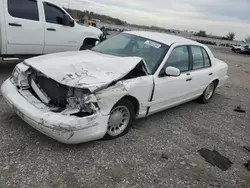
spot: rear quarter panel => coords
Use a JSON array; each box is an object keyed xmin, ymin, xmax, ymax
[
  {"xmin": 203, "ymin": 45, "xmax": 228, "ymax": 87},
  {"xmin": 213, "ymin": 58, "xmax": 228, "ymax": 87}
]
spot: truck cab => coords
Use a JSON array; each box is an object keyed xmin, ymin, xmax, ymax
[{"xmin": 0, "ymin": 0, "xmax": 102, "ymax": 60}]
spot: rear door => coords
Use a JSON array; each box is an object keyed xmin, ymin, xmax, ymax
[
  {"xmin": 188, "ymin": 45, "xmax": 213, "ymax": 96},
  {"xmin": 4, "ymin": 0, "xmax": 44, "ymax": 54},
  {"xmin": 42, "ymin": 2, "xmax": 78, "ymax": 54}
]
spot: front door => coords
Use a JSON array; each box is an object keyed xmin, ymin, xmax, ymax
[
  {"xmin": 4, "ymin": 0, "xmax": 44, "ymax": 54},
  {"xmin": 149, "ymin": 45, "xmax": 193, "ymax": 115},
  {"xmin": 42, "ymin": 2, "xmax": 78, "ymax": 54}
]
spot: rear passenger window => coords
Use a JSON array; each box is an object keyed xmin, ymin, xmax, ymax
[
  {"xmin": 44, "ymin": 3, "xmax": 66, "ymax": 25},
  {"xmin": 8, "ymin": 0, "xmax": 39, "ymax": 21},
  {"xmin": 190, "ymin": 46, "xmax": 203, "ymax": 70},
  {"xmin": 201, "ymin": 48, "xmax": 211, "ymax": 67},
  {"xmin": 166, "ymin": 46, "xmax": 190, "ymax": 72}
]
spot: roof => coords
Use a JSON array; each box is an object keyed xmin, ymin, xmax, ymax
[{"xmin": 125, "ymin": 31, "xmax": 199, "ymax": 46}]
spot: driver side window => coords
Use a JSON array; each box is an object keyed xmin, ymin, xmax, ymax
[
  {"xmin": 165, "ymin": 46, "xmax": 190, "ymax": 72},
  {"xmin": 44, "ymin": 3, "xmax": 66, "ymax": 25}
]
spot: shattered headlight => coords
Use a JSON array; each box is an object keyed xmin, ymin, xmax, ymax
[
  {"xmin": 10, "ymin": 66, "xmax": 21, "ymax": 85},
  {"xmin": 10, "ymin": 63, "xmax": 30, "ymax": 88},
  {"xmin": 63, "ymin": 88, "xmax": 98, "ymax": 115}
]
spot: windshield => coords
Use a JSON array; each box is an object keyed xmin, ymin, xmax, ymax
[{"xmin": 92, "ymin": 33, "xmax": 169, "ymax": 74}]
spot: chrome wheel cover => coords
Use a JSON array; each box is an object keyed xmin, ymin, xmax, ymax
[
  {"xmin": 205, "ymin": 82, "xmax": 215, "ymax": 100},
  {"xmin": 107, "ymin": 106, "xmax": 130, "ymax": 137}
]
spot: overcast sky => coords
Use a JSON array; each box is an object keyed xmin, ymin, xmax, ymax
[{"xmin": 53, "ymin": 0, "xmax": 250, "ymax": 40}]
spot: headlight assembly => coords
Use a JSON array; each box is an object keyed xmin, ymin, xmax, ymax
[
  {"xmin": 66, "ymin": 88, "xmax": 98, "ymax": 113},
  {"xmin": 10, "ymin": 63, "xmax": 30, "ymax": 88},
  {"xmin": 10, "ymin": 66, "xmax": 21, "ymax": 85}
]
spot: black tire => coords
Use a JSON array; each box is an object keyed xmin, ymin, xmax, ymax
[
  {"xmin": 198, "ymin": 81, "xmax": 216, "ymax": 104},
  {"xmin": 80, "ymin": 44, "xmax": 94, "ymax": 50},
  {"xmin": 103, "ymin": 98, "xmax": 135, "ymax": 140}
]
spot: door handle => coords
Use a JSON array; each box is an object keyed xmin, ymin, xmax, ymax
[
  {"xmin": 186, "ymin": 73, "xmax": 191, "ymax": 76},
  {"xmin": 186, "ymin": 78, "xmax": 192, "ymax": 82},
  {"xmin": 209, "ymin": 73, "xmax": 213, "ymax": 76},
  {"xmin": 47, "ymin": 28, "xmax": 56, "ymax": 31},
  {"xmin": 9, "ymin": 23, "xmax": 22, "ymax": 27}
]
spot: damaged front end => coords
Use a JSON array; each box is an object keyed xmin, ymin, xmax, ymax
[
  {"xmin": 11, "ymin": 63, "xmax": 99, "ymax": 117},
  {"xmin": 2, "ymin": 62, "xmax": 111, "ymax": 143},
  {"xmin": 3, "ymin": 57, "xmax": 151, "ymax": 143}
]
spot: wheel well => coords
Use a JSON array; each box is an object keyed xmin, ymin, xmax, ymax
[
  {"xmin": 119, "ymin": 95, "xmax": 140, "ymax": 116},
  {"xmin": 82, "ymin": 38, "xmax": 98, "ymax": 47},
  {"xmin": 213, "ymin": 79, "xmax": 219, "ymax": 88}
]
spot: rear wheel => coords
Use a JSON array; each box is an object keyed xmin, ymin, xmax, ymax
[
  {"xmin": 103, "ymin": 99, "xmax": 135, "ymax": 140},
  {"xmin": 198, "ymin": 81, "xmax": 216, "ymax": 104}
]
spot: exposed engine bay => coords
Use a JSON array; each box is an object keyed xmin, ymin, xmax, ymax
[{"xmin": 29, "ymin": 69, "xmax": 98, "ymax": 117}]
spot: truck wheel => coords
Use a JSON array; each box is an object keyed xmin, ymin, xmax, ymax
[
  {"xmin": 80, "ymin": 44, "xmax": 94, "ymax": 50},
  {"xmin": 80, "ymin": 38, "xmax": 98, "ymax": 50},
  {"xmin": 103, "ymin": 99, "xmax": 135, "ymax": 140}
]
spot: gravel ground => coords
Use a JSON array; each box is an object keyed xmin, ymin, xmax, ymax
[{"xmin": 0, "ymin": 46, "xmax": 250, "ymax": 188}]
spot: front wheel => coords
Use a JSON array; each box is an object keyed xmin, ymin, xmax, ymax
[
  {"xmin": 198, "ymin": 82, "xmax": 216, "ymax": 104},
  {"xmin": 103, "ymin": 99, "xmax": 135, "ymax": 140},
  {"xmin": 80, "ymin": 44, "xmax": 94, "ymax": 50}
]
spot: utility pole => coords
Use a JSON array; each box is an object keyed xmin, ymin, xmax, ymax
[
  {"xmin": 68, "ymin": 0, "xmax": 71, "ymax": 8},
  {"xmin": 67, "ymin": 0, "xmax": 72, "ymax": 16}
]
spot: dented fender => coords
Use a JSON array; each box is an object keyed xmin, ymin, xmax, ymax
[
  {"xmin": 95, "ymin": 82, "xmax": 128, "ymax": 115},
  {"xmin": 94, "ymin": 75, "xmax": 154, "ymax": 117}
]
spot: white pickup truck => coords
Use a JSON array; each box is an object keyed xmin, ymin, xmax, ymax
[{"xmin": 0, "ymin": 0, "xmax": 103, "ymax": 61}]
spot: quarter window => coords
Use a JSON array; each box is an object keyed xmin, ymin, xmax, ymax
[
  {"xmin": 190, "ymin": 46, "xmax": 204, "ymax": 70},
  {"xmin": 201, "ymin": 48, "xmax": 211, "ymax": 67},
  {"xmin": 8, "ymin": 0, "xmax": 39, "ymax": 21},
  {"xmin": 44, "ymin": 3, "xmax": 66, "ymax": 25},
  {"xmin": 165, "ymin": 46, "xmax": 190, "ymax": 72}
]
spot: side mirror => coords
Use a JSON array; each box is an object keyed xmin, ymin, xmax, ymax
[
  {"xmin": 70, "ymin": 20, "xmax": 75, "ymax": 27},
  {"xmin": 63, "ymin": 14, "xmax": 74, "ymax": 27},
  {"xmin": 165, "ymin": 66, "xmax": 181, "ymax": 77}
]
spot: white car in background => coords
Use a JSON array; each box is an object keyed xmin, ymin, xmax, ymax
[
  {"xmin": 1, "ymin": 31, "xmax": 228, "ymax": 144},
  {"xmin": 232, "ymin": 44, "xmax": 250, "ymax": 53}
]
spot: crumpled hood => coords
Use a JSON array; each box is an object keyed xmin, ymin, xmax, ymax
[{"xmin": 24, "ymin": 50, "xmax": 146, "ymax": 92}]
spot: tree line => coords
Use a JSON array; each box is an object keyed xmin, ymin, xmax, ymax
[
  {"xmin": 195, "ymin": 31, "xmax": 250, "ymax": 43},
  {"xmin": 194, "ymin": 31, "xmax": 236, "ymax": 41},
  {"xmin": 66, "ymin": 8, "xmax": 250, "ymax": 43}
]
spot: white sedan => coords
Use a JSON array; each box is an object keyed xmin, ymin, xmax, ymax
[{"xmin": 1, "ymin": 31, "xmax": 228, "ymax": 144}]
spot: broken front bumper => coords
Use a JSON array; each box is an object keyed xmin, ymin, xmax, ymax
[{"xmin": 1, "ymin": 79, "xmax": 109, "ymax": 144}]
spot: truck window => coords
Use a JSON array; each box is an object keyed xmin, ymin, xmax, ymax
[
  {"xmin": 43, "ymin": 3, "xmax": 66, "ymax": 25},
  {"xmin": 8, "ymin": 0, "xmax": 39, "ymax": 21}
]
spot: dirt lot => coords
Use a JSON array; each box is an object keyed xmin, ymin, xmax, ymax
[{"xmin": 0, "ymin": 46, "xmax": 250, "ymax": 188}]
